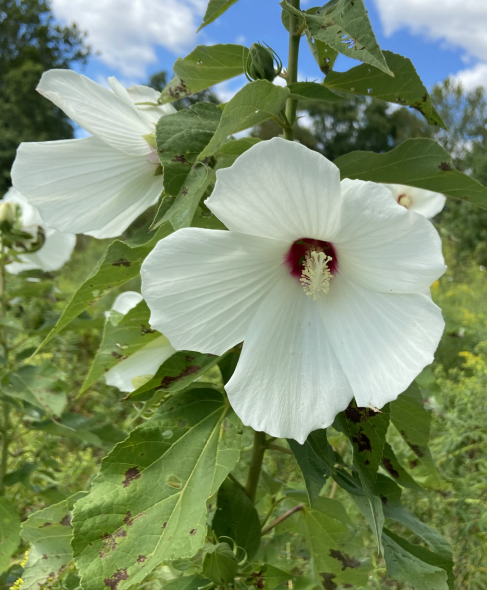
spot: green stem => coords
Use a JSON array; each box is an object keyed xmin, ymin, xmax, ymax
[
  {"xmin": 267, "ymin": 443, "xmax": 293, "ymax": 456},
  {"xmin": 245, "ymin": 431, "xmax": 267, "ymax": 503},
  {"xmin": 261, "ymin": 504, "xmax": 304, "ymax": 536},
  {"xmin": 283, "ymin": 0, "xmax": 301, "ymax": 140}
]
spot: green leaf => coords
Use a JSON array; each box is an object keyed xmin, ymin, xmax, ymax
[
  {"xmin": 1, "ymin": 361, "xmax": 67, "ymax": 416},
  {"xmin": 335, "ymin": 138, "xmax": 487, "ymax": 210},
  {"xmin": 197, "ymin": 0, "xmax": 239, "ymax": 31},
  {"xmin": 281, "ymin": 0, "xmax": 392, "ymax": 76},
  {"xmin": 306, "ymin": 35, "xmax": 338, "ymax": 75},
  {"xmin": 378, "ymin": 476, "xmax": 453, "ymax": 587},
  {"xmin": 381, "ymin": 441, "xmax": 423, "ymax": 491},
  {"xmin": 35, "ymin": 224, "xmax": 172, "ymax": 352},
  {"xmin": 81, "ymin": 300, "xmax": 163, "ymax": 392},
  {"xmin": 389, "ymin": 382, "xmax": 438, "ymax": 473},
  {"xmin": 334, "ymin": 403, "xmax": 390, "ymax": 551},
  {"xmin": 215, "ymin": 137, "xmax": 262, "ymax": 170},
  {"xmin": 253, "ymin": 564, "xmax": 297, "ymax": 590},
  {"xmin": 156, "ymin": 103, "xmax": 221, "ymax": 197},
  {"xmin": 288, "ymin": 430, "xmax": 335, "ymax": 505},
  {"xmin": 383, "ymin": 529, "xmax": 449, "ymax": 590},
  {"xmin": 72, "ymin": 388, "xmax": 242, "ymax": 590},
  {"xmin": 199, "ymin": 81, "xmax": 290, "ymax": 158},
  {"xmin": 164, "ymin": 163, "xmax": 216, "ymax": 231},
  {"xmin": 162, "ymin": 576, "xmax": 210, "ymax": 590},
  {"xmin": 0, "ymin": 497, "xmax": 20, "ymax": 573},
  {"xmin": 212, "ymin": 478, "xmax": 261, "ymax": 559},
  {"xmin": 159, "ymin": 45, "xmax": 249, "ymax": 104},
  {"xmin": 202, "ymin": 543, "xmax": 239, "ymax": 584},
  {"xmin": 20, "ymin": 492, "xmax": 86, "ymax": 590},
  {"xmin": 323, "ymin": 51, "xmax": 445, "ymax": 128},
  {"xmin": 127, "ymin": 351, "xmax": 223, "ymax": 403},
  {"xmin": 287, "ymin": 81, "xmax": 343, "ymax": 103},
  {"xmin": 298, "ymin": 498, "xmax": 369, "ymax": 588}
]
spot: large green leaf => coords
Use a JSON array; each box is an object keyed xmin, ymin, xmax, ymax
[
  {"xmin": 298, "ymin": 498, "xmax": 370, "ymax": 589},
  {"xmin": 335, "ymin": 138, "xmax": 487, "ymax": 210},
  {"xmin": 81, "ymin": 300, "xmax": 162, "ymax": 392},
  {"xmin": 212, "ymin": 478, "xmax": 261, "ymax": 559},
  {"xmin": 72, "ymin": 388, "xmax": 242, "ymax": 590},
  {"xmin": 127, "ymin": 352, "xmax": 224, "ymax": 403},
  {"xmin": 156, "ymin": 102, "xmax": 221, "ymax": 197},
  {"xmin": 215, "ymin": 137, "xmax": 261, "ymax": 170},
  {"xmin": 306, "ymin": 34, "xmax": 339, "ymax": 75},
  {"xmin": 1, "ymin": 361, "xmax": 67, "ymax": 416},
  {"xmin": 35, "ymin": 225, "xmax": 172, "ymax": 352},
  {"xmin": 287, "ymin": 81, "xmax": 343, "ymax": 103},
  {"xmin": 324, "ymin": 51, "xmax": 445, "ymax": 128},
  {"xmin": 197, "ymin": 0, "xmax": 239, "ymax": 31},
  {"xmin": 0, "ymin": 497, "xmax": 20, "ymax": 573},
  {"xmin": 20, "ymin": 492, "xmax": 86, "ymax": 590},
  {"xmin": 281, "ymin": 0, "xmax": 392, "ymax": 76},
  {"xmin": 199, "ymin": 81, "xmax": 290, "ymax": 158},
  {"xmin": 334, "ymin": 403, "xmax": 390, "ymax": 550},
  {"xmin": 159, "ymin": 45, "xmax": 248, "ymax": 104},
  {"xmin": 383, "ymin": 529, "xmax": 449, "ymax": 590}
]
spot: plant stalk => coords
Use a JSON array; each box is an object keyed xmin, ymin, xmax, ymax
[
  {"xmin": 261, "ymin": 504, "xmax": 304, "ymax": 535},
  {"xmin": 245, "ymin": 430, "xmax": 267, "ymax": 503},
  {"xmin": 283, "ymin": 0, "xmax": 301, "ymax": 140}
]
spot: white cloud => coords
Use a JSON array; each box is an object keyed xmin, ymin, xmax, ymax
[
  {"xmin": 52, "ymin": 0, "xmax": 207, "ymax": 79},
  {"xmin": 453, "ymin": 62, "xmax": 487, "ymax": 90},
  {"xmin": 372, "ymin": 0, "xmax": 487, "ymax": 62}
]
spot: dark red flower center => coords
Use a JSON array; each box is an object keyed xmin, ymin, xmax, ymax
[{"xmin": 285, "ymin": 238, "xmax": 338, "ymax": 278}]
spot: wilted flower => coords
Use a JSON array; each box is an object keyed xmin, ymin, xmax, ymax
[
  {"xmin": 141, "ymin": 138, "xmax": 446, "ymax": 443},
  {"xmin": 1, "ymin": 188, "xmax": 75, "ymax": 274},
  {"xmin": 104, "ymin": 292, "xmax": 175, "ymax": 393},
  {"xmin": 11, "ymin": 71, "xmax": 175, "ymax": 239},
  {"xmin": 383, "ymin": 183, "xmax": 446, "ymax": 219}
]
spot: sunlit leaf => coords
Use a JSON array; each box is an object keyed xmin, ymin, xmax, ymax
[
  {"xmin": 197, "ymin": 0, "xmax": 239, "ymax": 31},
  {"xmin": 287, "ymin": 81, "xmax": 343, "ymax": 103},
  {"xmin": 72, "ymin": 388, "xmax": 242, "ymax": 590},
  {"xmin": 159, "ymin": 45, "xmax": 248, "ymax": 104},
  {"xmin": 324, "ymin": 51, "xmax": 445, "ymax": 128},
  {"xmin": 0, "ymin": 497, "xmax": 20, "ymax": 573},
  {"xmin": 335, "ymin": 138, "xmax": 487, "ymax": 210}
]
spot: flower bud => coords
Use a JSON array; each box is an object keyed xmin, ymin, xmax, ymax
[
  {"xmin": 245, "ymin": 43, "xmax": 282, "ymax": 82},
  {"xmin": 0, "ymin": 201, "xmax": 17, "ymax": 227}
]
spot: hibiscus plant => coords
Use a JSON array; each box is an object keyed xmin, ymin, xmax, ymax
[{"xmin": 3, "ymin": 1, "xmax": 487, "ymax": 589}]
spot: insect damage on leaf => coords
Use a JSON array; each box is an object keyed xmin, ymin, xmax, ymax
[
  {"xmin": 328, "ymin": 549, "xmax": 361, "ymax": 570},
  {"xmin": 438, "ymin": 162, "xmax": 453, "ymax": 171},
  {"xmin": 382, "ymin": 457, "xmax": 400, "ymax": 479},
  {"xmin": 100, "ymin": 529, "xmax": 127, "ymax": 558},
  {"xmin": 122, "ymin": 467, "xmax": 141, "ymax": 487},
  {"xmin": 111, "ymin": 258, "xmax": 131, "ymax": 268},
  {"xmin": 104, "ymin": 568, "xmax": 129, "ymax": 590}
]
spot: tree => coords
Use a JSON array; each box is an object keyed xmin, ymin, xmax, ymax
[{"xmin": 0, "ymin": 0, "xmax": 91, "ymax": 193}]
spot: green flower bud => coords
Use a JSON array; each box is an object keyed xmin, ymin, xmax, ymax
[
  {"xmin": 245, "ymin": 43, "xmax": 282, "ymax": 83},
  {"xmin": 0, "ymin": 201, "xmax": 17, "ymax": 227}
]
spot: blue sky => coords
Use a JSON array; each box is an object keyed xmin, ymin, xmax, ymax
[{"xmin": 50, "ymin": 0, "xmax": 487, "ymax": 97}]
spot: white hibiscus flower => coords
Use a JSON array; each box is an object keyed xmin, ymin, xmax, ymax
[
  {"xmin": 383, "ymin": 183, "xmax": 446, "ymax": 219},
  {"xmin": 141, "ymin": 138, "xmax": 446, "ymax": 443},
  {"xmin": 1, "ymin": 188, "xmax": 75, "ymax": 274},
  {"xmin": 104, "ymin": 292, "xmax": 175, "ymax": 393},
  {"xmin": 11, "ymin": 71, "xmax": 175, "ymax": 239}
]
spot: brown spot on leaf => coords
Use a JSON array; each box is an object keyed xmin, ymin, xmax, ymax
[
  {"xmin": 112, "ymin": 258, "xmax": 131, "ymax": 268},
  {"xmin": 111, "ymin": 351, "xmax": 127, "ymax": 360},
  {"xmin": 162, "ymin": 522, "xmax": 167, "ymax": 528},
  {"xmin": 353, "ymin": 431, "xmax": 372, "ymax": 453},
  {"xmin": 182, "ymin": 186, "xmax": 189, "ymax": 196},
  {"xmin": 251, "ymin": 571, "xmax": 265, "ymax": 589},
  {"xmin": 172, "ymin": 155, "xmax": 190, "ymax": 165},
  {"xmin": 381, "ymin": 495, "xmax": 388, "ymax": 505},
  {"xmin": 123, "ymin": 511, "xmax": 133, "ymax": 526},
  {"xmin": 383, "ymin": 457, "xmax": 400, "ymax": 478},
  {"xmin": 439, "ymin": 162, "xmax": 452, "ymax": 172},
  {"xmin": 141, "ymin": 325, "xmax": 155, "ymax": 335},
  {"xmin": 104, "ymin": 568, "xmax": 129, "ymax": 590},
  {"xmin": 158, "ymin": 365, "xmax": 200, "ymax": 389},
  {"xmin": 100, "ymin": 529, "xmax": 127, "ymax": 558},
  {"xmin": 345, "ymin": 403, "xmax": 374, "ymax": 423},
  {"xmin": 329, "ymin": 549, "xmax": 360, "ymax": 570},
  {"xmin": 137, "ymin": 555, "xmax": 147, "ymax": 564},
  {"xmin": 60, "ymin": 514, "xmax": 71, "ymax": 526},
  {"xmin": 189, "ymin": 528, "xmax": 197, "ymax": 535},
  {"xmin": 123, "ymin": 466, "xmax": 141, "ymax": 488},
  {"xmin": 185, "ymin": 355, "xmax": 195, "ymax": 362},
  {"xmin": 42, "ymin": 554, "xmax": 48, "ymax": 560},
  {"xmin": 409, "ymin": 443, "xmax": 425, "ymax": 458},
  {"xmin": 41, "ymin": 522, "xmax": 53, "ymax": 528},
  {"xmin": 320, "ymin": 573, "xmax": 337, "ymax": 590}
]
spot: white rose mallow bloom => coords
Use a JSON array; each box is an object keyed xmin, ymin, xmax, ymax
[
  {"xmin": 11, "ymin": 71, "xmax": 176, "ymax": 239},
  {"xmin": 141, "ymin": 138, "xmax": 446, "ymax": 443},
  {"xmin": 1, "ymin": 188, "xmax": 75, "ymax": 274},
  {"xmin": 104, "ymin": 292, "xmax": 175, "ymax": 393},
  {"xmin": 383, "ymin": 183, "xmax": 446, "ymax": 219}
]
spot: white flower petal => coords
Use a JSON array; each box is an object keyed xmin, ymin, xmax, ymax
[
  {"xmin": 207, "ymin": 137, "xmax": 342, "ymax": 242},
  {"xmin": 126, "ymin": 84, "xmax": 177, "ymax": 125},
  {"xmin": 226, "ymin": 277, "xmax": 353, "ymax": 443},
  {"xmin": 105, "ymin": 336, "xmax": 175, "ymax": 393},
  {"xmin": 37, "ymin": 70, "xmax": 151, "ymax": 156},
  {"xmin": 6, "ymin": 229, "xmax": 76, "ymax": 274},
  {"xmin": 383, "ymin": 183, "xmax": 446, "ymax": 218},
  {"xmin": 111, "ymin": 291, "xmax": 143, "ymax": 315},
  {"xmin": 12, "ymin": 136, "xmax": 162, "ymax": 235},
  {"xmin": 320, "ymin": 273, "xmax": 445, "ymax": 409},
  {"xmin": 334, "ymin": 179, "xmax": 446, "ymax": 293},
  {"xmin": 3, "ymin": 188, "xmax": 43, "ymax": 226},
  {"xmin": 141, "ymin": 228, "xmax": 289, "ymax": 355}
]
